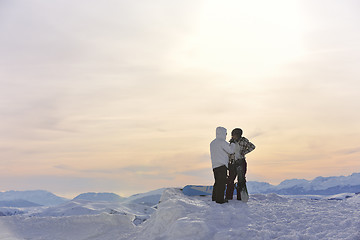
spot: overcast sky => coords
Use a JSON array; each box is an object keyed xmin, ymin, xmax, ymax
[{"xmin": 1, "ymin": 0, "xmax": 360, "ymax": 197}]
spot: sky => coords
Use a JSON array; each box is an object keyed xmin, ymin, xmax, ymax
[{"xmin": 1, "ymin": 0, "xmax": 360, "ymax": 198}]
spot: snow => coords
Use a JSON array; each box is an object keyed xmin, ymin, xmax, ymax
[
  {"xmin": 347, "ymin": 194, "xmax": 360, "ymax": 204},
  {"xmin": 133, "ymin": 189, "xmax": 360, "ymax": 240},
  {"xmin": 0, "ymin": 200, "xmax": 41, "ymax": 208},
  {"xmin": 1, "ymin": 188, "xmax": 360, "ymax": 239},
  {"xmin": 0, "ymin": 213, "xmax": 135, "ymax": 240},
  {"xmin": 122, "ymin": 188, "xmax": 164, "ymax": 207}
]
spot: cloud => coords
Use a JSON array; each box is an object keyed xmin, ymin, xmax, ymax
[
  {"xmin": 336, "ymin": 147, "xmax": 360, "ymax": 156},
  {"xmin": 178, "ymin": 167, "xmax": 211, "ymax": 178},
  {"xmin": 52, "ymin": 152, "xmax": 212, "ymax": 180},
  {"xmin": 0, "ymin": 175, "xmax": 100, "ymax": 197},
  {"xmin": 0, "ymin": 0, "xmax": 201, "ymax": 67},
  {"xmin": 0, "ymin": 0, "xmax": 211, "ymax": 148},
  {"xmin": 247, "ymin": 131, "xmax": 265, "ymax": 139}
]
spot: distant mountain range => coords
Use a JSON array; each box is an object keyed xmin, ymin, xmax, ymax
[
  {"xmin": 247, "ymin": 172, "xmax": 360, "ymax": 195},
  {"xmin": 1, "ymin": 172, "xmax": 360, "ymax": 210},
  {"xmin": 0, "ymin": 189, "xmax": 164, "ymax": 218},
  {"xmin": 0, "ymin": 188, "xmax": 164, "ymax": 210}
]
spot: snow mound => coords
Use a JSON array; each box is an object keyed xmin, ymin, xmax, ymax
[
  {"xmin": 124, "ymin": 188, "xmax": 164, "ymax": 206},
  {"xmin": 0, "ymin": 213, "xmax": 134, "ymax": 240},
  {"xmin": 131, "ymin": 188, "xmax": 360, "ymax": 240},
  {"xmin": 0, "ymin": 208, "xmax": 26, "ymax": 216},
  {"xmin": 346, "ymin": 193, "xmax": 360, "ymax": 204},
  {"xmin": 31, "ymin": 199, "xmax": 156, "ymax": 223},
  {"xmin": 136, "ymin": 188, "xmax": 211, "ymax": 239},
  {"xmin": 327, "ymin": 193, "xmax": 356, "ymax": 200}
]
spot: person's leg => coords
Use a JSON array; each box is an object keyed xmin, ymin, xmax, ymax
[
  {"xmin": 214, "ymin": 165, "xmax": 227, "ymax": 203},
  {"xmin": 212, "ymin": 171, "xmax": 216, "ymax": 201},
  {"xmin": 236, "ymin": 160, "xmax": 246, "ymax": 200},
  {"xmin": 226, "ymin": 164, "xmax": 237, "ymax": 199}
]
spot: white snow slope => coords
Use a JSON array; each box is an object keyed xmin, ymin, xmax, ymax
[{"xmin": 1, "ymin": 188, "xmax": 360, "ymax": 240}]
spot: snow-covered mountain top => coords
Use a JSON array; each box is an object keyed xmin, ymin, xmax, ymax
[
  {"xmin": 289, "ymin": 172, "xmax": 357, "ymax": 186},
  {"xmin": 274, "ymin": 172, "xmax": 360, "ymax": 190},
  {"xmin": 276, "ymin": 178, "xmax": 309, "ymax": 188},
  {"xmin": 0, "ymin": 190, "xmax": 68, "ymax": 206},
  {"xmin": 73, "ymin": 192, "xmax": 125, "ymax": 202},
  {"xmin": 247, "ymin": 171, "xmax": 360, "ymax": 194},
  {"xmin": 311, "ymin": 172, "xmax": 360, "ymax": 190}
]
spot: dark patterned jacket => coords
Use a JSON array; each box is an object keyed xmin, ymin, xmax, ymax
[{"xmin": 230, "ymin": 137, "xmax": 255, "ymax": 160}]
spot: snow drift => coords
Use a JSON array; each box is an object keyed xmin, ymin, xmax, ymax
[{"xmin": 132, "ymin": 188, "xmax": 360, "ymax": 240}]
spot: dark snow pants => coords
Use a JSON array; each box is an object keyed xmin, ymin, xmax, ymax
[
  {"xmin": 212, "ymin": 165, "xmax": 227, "ymax": 204},
  {"xmin": 226, "ymin": 159, "xmax": 247, "ymax": 200},
  {"xmin": 225, "ymin": 163, "xmax": 237, "ymax": 199}
]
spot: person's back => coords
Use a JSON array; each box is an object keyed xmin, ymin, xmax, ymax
[
  {"xmin": 210, "ymin": 126, "xmax": 234, "ymax": 204},
  {"xmin": 210, "ymin": 127, "xmax": 232, "ymax": 169}
]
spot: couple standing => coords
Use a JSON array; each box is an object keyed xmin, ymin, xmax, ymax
[{"xmin": 210, "ymin": 126, "xmax": 256, "ymax": 204}]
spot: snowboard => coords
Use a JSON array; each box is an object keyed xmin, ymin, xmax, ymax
[
  {"xmin": 237, "ymin": 182, "xmax": 249, "ymax": 202},
  {"xmin": 236, "ymin": 161, "xmax": 249, "ymax": 202},
  {"xmin": 182, "ymin": 185, "xmax": 213, "ymax": 196}
]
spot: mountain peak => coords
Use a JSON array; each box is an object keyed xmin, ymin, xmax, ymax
[
  {"xmin": 248, "ymin": 172, "xmax": 360, "ymax": 195},
  {"xmin": 73, "ymin": 192, "xmax": 124, "ymax": 202},
  {"xmin": 0, "ymin": 190, "xmax": 68, "ymax": 206}
]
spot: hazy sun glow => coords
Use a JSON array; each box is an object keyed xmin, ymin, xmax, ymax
[{"xmin": 174, "ymin": 1, "xmax": 305, "ymax": 78}]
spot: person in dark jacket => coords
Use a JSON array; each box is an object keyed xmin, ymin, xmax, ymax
[{"xmin": 226, "ymin": 128, "xmax": 255, "ymax": 200}]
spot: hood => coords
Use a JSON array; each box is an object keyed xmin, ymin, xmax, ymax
[{"xmin": 216, "ymin": 126, "xmax": 227, "ymax": 140}]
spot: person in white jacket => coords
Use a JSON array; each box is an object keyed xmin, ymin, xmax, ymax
[{"xmin": 210, "ymin": 126, "xmax": 234, "ymax": 204}]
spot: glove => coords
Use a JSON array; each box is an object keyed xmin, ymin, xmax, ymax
[{"xmin": 229, "ymin": 154, "xmax": 235, "ymax": 164}]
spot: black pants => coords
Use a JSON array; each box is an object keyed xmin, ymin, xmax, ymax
[
  {"xmin": 212, "ymin": 165, "xmax": 227, "ymax": 203},
  {"xmin": 225, "ymin": 163, "xmax": 237, "ymax": 199},
  {"xmin": 226, "ymin": 159, "xmax": 247, "ymax": 200}
]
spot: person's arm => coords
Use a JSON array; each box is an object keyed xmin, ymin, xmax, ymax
[
  {"xmin": 223, "ymin": 141, "xmax": 235, "ymax": 155},
  {"xmin": 244, "ymin": 140, "xmax": 255, "ymax": 155}
]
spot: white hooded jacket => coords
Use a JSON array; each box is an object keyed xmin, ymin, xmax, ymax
[{"xmin": 210, "ymin": 127, "xmax": 234, "ymax": 169}]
